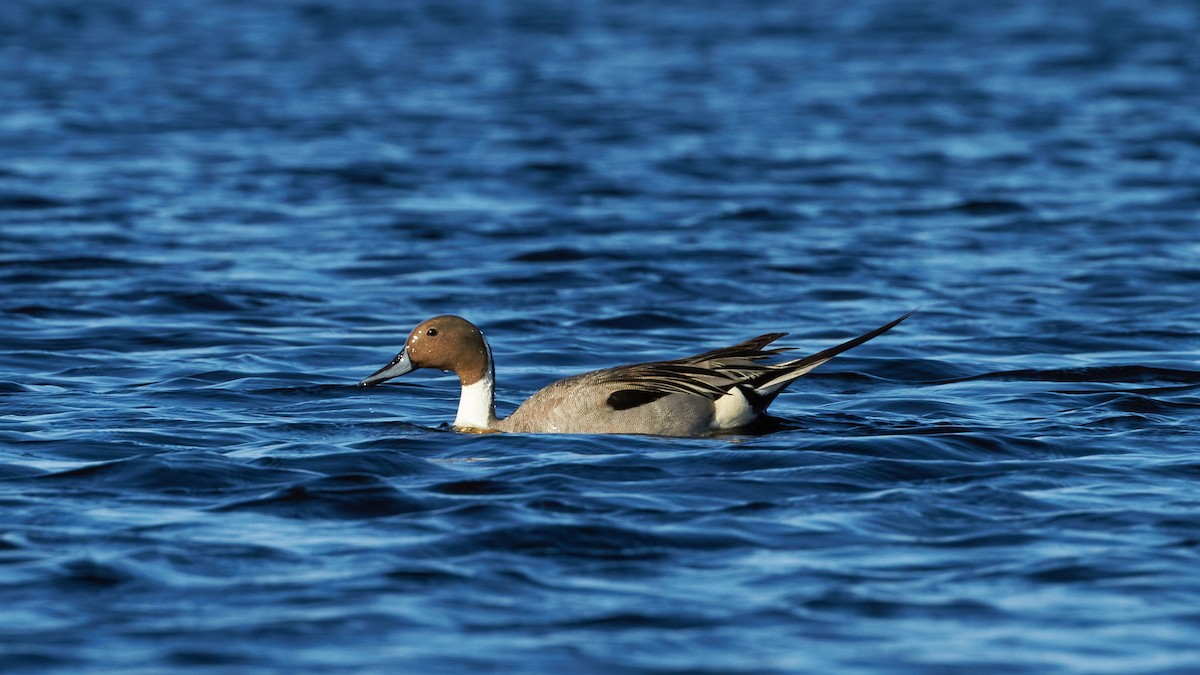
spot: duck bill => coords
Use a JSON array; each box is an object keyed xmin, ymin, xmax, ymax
[{"xmin": 359, "ymin": 349, "xmax": 415, "ymax": 387}]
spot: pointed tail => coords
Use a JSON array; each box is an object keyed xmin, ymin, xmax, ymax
[{"xmin": 753, "ymin": 309, "xmax": 916, "ymax": 401}]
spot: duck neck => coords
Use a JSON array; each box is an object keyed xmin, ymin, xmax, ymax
[{"xmin": 453, "ymin": 337, "xmax": 498, "ymax": 431}]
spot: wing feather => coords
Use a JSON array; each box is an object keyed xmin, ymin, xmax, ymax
[{"xmin": 593, "ymin": 313, "xmax": 913, "ymax": 412}]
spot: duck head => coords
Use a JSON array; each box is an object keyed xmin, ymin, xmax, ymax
[{"xmin": 359, "ymin": 315, "xmax": 491, "ymax": 387}]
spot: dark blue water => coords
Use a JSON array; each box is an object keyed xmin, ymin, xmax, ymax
[{"xmin": 3, "ymin": 0, "xmax": 1200, "ymax": 671}]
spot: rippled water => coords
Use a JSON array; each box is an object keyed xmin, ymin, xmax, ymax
[{"xmin": 3, "ymin": 0, "xmax": 1200, "ymax": 671}]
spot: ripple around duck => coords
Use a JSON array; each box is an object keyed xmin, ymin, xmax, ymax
[
  {"xmin": 33, "ymin": 451, "xmax": 311, "ymax": 494},
  {"xmin": 968, "ymin": 365, "xmax": 1200, "ymax": 385},
  {"xmin": 212, "ymin": 474, "xmax": 432, "ymax": 520},
  {"xmin": 251, "ymin": 449, "xmax": 446, "ymax": 478},
  {"xmin": 429, "ymin": 521, "xmax": 755, "ymax": 561}
]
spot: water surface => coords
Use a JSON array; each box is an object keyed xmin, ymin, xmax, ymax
[{"xmin": 2, "ymin": 0, "xmax": 1200, "ymax": 672}]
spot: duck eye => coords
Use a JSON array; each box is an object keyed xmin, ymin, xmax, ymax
[{"xmin": 426, "ymin": 328, "xmax": 438, "ymax": 337}]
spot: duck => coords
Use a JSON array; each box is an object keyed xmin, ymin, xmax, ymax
[{"xmin": 359, "ymin": 311, "xmax": 913, "ymax": 436}]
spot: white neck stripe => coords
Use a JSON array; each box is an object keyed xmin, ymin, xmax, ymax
[{"xmin": 454, "ymin": 337, "xmax": 496, "ymax": 430}]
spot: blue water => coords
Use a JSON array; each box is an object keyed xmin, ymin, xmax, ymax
[{"xmin": 3, "ymin": 0, "xmax": 1200, "ymax": 671}]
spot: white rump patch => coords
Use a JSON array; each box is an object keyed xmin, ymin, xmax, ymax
[{"xmin": 711, "ymin": 387, "xmax": 755, "ymax": 430}]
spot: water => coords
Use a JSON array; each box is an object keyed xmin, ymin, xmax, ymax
[{"xmin": 3, "ymin": 0, "xmax": 1200, "ymax": 671}]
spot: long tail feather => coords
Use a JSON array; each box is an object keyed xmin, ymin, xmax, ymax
[{"xmin": 752, "ymin": 309, "xmax": 916, "ymax": 402}]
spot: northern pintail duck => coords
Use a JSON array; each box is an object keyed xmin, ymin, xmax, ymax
[{"xmin": 360, "ymin": 312, "xmax": 912, "ymax": 436}]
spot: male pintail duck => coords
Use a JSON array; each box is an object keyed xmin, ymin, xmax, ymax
[{"xmin": 359, "ymin": 312, "xmax": 912, "ymax": 436}]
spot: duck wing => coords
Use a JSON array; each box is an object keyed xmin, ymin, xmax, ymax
[
  {"xmin": 595, "ymin": 333, "xmax": 791, "ymax": 411},
  {"xmin": 600, "ymin": 313, "xmax": 914, "ymax": 413}
]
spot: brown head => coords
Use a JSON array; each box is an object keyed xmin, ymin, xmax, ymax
[{"xmin": 359, "ymin": 315, "xmax": 492, "ymax": 387}]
